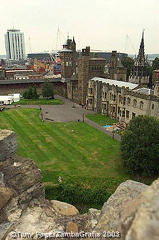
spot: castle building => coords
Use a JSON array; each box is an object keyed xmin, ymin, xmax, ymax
[
  {"xmin": 5, "ymin": 29, "xmax": 25, "ymax": 60},
  {"xmin": 87, "ymin": 77, "xmax": 159, "ymax": 123},
  {"xmin": 129, "ymin": 31, "xmax": 149, "ymax": 86},
  {"xmin": 109, "ymin": 51, "xmax": 127, "ymax": 81},
  {"xmin": 59, "ymin": 37, "xmax": 77, "ymax": 79},
  {"xmin": 77, "ymin": 46, "xmax": 106, "ymax": 105}
]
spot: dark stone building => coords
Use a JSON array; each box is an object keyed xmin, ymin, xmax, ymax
[
  {"xmin": 59, "ymin": 37, "xmax": 77, "ymax": 79},
  {"xmin": 77, "ymin": 46, "xmax": 106, "ymax": 105},
  {"xmin": 109, "ymin": 51, "xmax": 127, "ymax": 81}
]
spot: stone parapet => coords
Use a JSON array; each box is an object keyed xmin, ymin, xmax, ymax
[{"xmin": 0, "ymin": 130, "xmax": 17, "ymax": 162}]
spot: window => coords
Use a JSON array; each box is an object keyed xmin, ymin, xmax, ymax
[
  {"xmin": 119, "ymin": 95, "xmax": 122, "ymax": 103},
  {"xmin": 152, "ymin": 104, "xmax": 154, "ymax": 110},
  {"xmin": 113, "ymin": 94, "xmax": 116, "ymax": 101},
  {"xmin": 126, "ymin": 110, "xmax": 129, "ymax": 119},
  {"xmin": 103, "ymin": 104, "xmax": 107, "ymax": 109},
  {"xmin": 140, "ymin": 101, "xmax": 144, "ymax": 110},
  {"xmin": 122, "ymin": 110, "xmax": 125, "ymax": 117},
  {"xmin": 105, "ymin": 92, "xmax": 107, "ymax": 98},
  {"xmin": 132, "ymin": 112, "xmax": 136, "ymax": 119},
  {"xmin": 123, "ymin": 97, "xmax": 126, "ymax": 105},
  {"xmin": 127, "ymin": 97, "xmax": 131, "ymax": 105},
  {"xmin": 133, "ymin": 99, "xmax": 137, "ymax": 107}
]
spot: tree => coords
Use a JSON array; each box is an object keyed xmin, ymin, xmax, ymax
[
  {"xmin": 42, "ymin": 82, "xmax": 54, "ymax": 99},
  {"xmin": 120, "ymin": 115, "xmax": 159, "ymax": 176},
  {"xmin": 23, "ymin": 87, "xmax": 39, "ymax": 99},
  {"xmin": 121, "ymin": 56, "xmax": 134, "ymax": 80},
  {"xmin": 32, "ymin": 87, "xmax": 39, "ymax": 99},
  {"xmin": 152, "ymin": 57, "xmax": 159, "ymax": 70}
]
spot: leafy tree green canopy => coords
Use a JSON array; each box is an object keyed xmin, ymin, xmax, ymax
[
  {"xmin": 23, "ymin": 87, "xmax": 39, "ymax": 99},
  {"xmin": 121, "ymin": 56, "xmax": 134, "ymax": 80},
  {"xmin": 120, "ymin": 115, "xmax": 159, "ymax": 176},
  {"xmin": 152, "ymin": 57, "xmax": 159, "ymax": 70},
  {"xmin": 42, "ymin": 82, "xmax": 54, "ymax": 99}
]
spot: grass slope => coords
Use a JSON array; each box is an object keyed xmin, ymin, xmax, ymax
[
  {"xmin": 0, "ymin": 108, "xmax": 128, "ymax": 183},
  {"xmin": 86, "ymin": 113, "xmax": 117, "ymax": 125}
]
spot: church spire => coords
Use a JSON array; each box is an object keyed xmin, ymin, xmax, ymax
[{"xmin": 136, "ymin": 29, "xmax": 146, "ymax": 66}]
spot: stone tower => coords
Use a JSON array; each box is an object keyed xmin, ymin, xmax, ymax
[
  {"xmin": 109, "ymin": 51, "xmax": 127, "ymax": 81},
  {"xmin": 78, "ymin": 47, "xmax": 106, "ymax": 105},
  {"xmin": 59, "ymin": 36, "xmax": 77, "ymax": 79},
  {"xmin": 129, "ymin": 31, "xmax": 149, "ymax": 85},
  {"xmin": 78, "ymin": 46, "xmax": 90, "ymax": 105}
]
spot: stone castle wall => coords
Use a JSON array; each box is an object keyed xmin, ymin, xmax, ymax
[{"xmin": 0, "ymin": 82, "xmax": 67, "ymax": 98}]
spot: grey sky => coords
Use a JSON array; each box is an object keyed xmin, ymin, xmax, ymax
[{"xmin": 0, "ymin": 0, "xmax": 159, "ymax": 55}]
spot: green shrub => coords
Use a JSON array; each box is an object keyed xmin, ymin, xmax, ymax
[
  {"xmin": 23, "ymin": 87, "xmax": 39, "ymax": 99},
  {"xmin": 45, "ymin": 177, "xmax": 124, "ymax": 212}
]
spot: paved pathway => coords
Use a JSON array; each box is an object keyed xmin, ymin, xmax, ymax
[{"xmin": 6, "ymin": 95, "xmax": 121, "ymax": 141}]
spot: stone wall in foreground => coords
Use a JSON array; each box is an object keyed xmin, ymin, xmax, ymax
[{"xmin": 0, "ymin": 129, "xmax": 159, "ymax": 240}]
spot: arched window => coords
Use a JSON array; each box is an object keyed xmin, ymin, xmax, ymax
[
  {"xmin": 140, "ymin": 101, "xmax": 144, "ymax": 110},
  {"xmin": 152, "ymin": 104, "xmax": 154, "ymax": 110},
  {"xmin": 119, "ymin": 95, "xmax": 122, "ymax": 103},
  {"xmin": 133, "ymin": 99, "xmax": 137, "ymax": 107},
  {"xmin": 127, "ymin": 97, "xmax": 131, "ymax": 105}
]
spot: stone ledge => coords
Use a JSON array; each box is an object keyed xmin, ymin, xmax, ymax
[
  {"xmin": 0, "ymin": 222, "xmax": 14, "ymax": 240},
  {"xmin": 0, "ymin": 130, "xmax": 17, "ymax": 162}
]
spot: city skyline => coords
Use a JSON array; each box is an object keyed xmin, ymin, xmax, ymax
[{"xmin": 0, "ymin": 0, "xmax": 159, "ymax": 55}]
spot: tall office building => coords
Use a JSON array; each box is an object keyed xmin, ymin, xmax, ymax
[{"xmin": 5, "ymin": 29, "xmax": 25, "ymax": 60}]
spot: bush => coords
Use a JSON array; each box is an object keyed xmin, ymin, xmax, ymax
[
  {"xmin": 45, "ymin": 177, "xmax": 124, "ymax": 212},
  {"xmin": 42, "ymin": 82, "xmax": 54, "ymax": 99},
  {"xmin": 23, "ymin": 87, "xmax": 39, "ymax": 99},
  {"xmin": 120, "ymin": 115, "xmax": 159, "ymax": 176}
]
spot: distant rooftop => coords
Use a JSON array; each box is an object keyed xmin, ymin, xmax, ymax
[
  {"xmin": 59, "ymin": 48, "xmax": 72, "ymax": 53},
  {"xmin": 7, "ymin": 29, "xmax": 20, "ymax": 32},
  {"xmin": 133, "ymin": 88, "xmax": 154, "ymax": 95},
  {"xmin": 91, "ymin": 77, "xmax": 138, "ymax": 90}
]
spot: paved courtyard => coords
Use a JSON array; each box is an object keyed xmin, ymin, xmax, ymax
[{"xmin": 40, "ymin": 95, "xmax": 93, "ymax": 122}]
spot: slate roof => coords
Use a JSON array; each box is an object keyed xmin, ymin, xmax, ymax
[{"xmin": 91, "ymin": 77, "xmax": 138, "ymax": 90}]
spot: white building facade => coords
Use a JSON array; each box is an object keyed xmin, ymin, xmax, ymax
[{"xmin": 5, "ymin": 29, "xmax": 25, "ymax": 60}]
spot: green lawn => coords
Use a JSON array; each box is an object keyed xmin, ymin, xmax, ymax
[
  {"xmin": 0, "ymin": 108, "xmax": 128, "ymax": 183},
  {"xmin": 86, "ymin": 113, "xmax": 117, "ymax": 125},
  {"xmin": 0, "ymin": 108, "xmax": 130, "ymax": 210},
  {"xmin": 12, "ymin": 98, "xmax": 64, "ymax": 105}
]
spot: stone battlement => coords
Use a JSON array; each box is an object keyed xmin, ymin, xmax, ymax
[{"xmin": 0, "ymin": 130, "xmax": 17, "ymax": 162}]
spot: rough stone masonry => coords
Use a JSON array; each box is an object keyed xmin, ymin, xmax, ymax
[{"xmin": 0, "ymin": 129, "xmax": 159, "ymax": 240}]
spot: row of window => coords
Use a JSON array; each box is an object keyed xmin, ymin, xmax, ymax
[
  {"xmin": 118, "ymin": 108, "xmax": 136, "ymax": 119},
  {"xmin": 93, "ymin": 90, "xmax": 156, "ymax": 111},
  {"xmin": 90, "ymin": 66, "xmax": 102, "ymax": 71}
]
